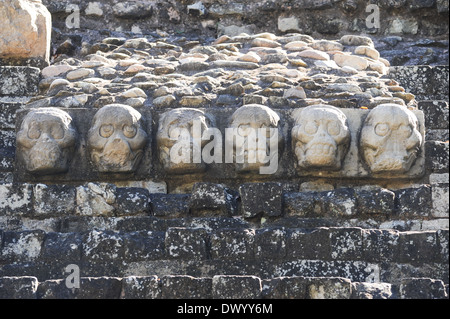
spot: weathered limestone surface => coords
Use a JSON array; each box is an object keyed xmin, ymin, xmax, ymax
[{"xmin": 0, "ymin": 0, "xmax": 51, "ymax": 67}]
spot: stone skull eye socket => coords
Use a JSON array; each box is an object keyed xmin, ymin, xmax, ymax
[
  {"xmin": 398, "ymin": 124, "xmax": 413, "ymax": 138},
  {"xmin": 238, "ymin": 124, "xmax": 252, "ymax": 137},
  {"xmin": 374, "ymin": 123, "xmax": 390, "ymax": 137},
  {"xmin": 123, "ymin": 124, "xmax": 137, "ymax": 138},
  {"xmin": 100, "ymin": 124, "xmax": 114, "ymax": 138},
  {"xmin": 51, "ymin": 124, "xmax": 65, "ymax": 140},
  {"xmin": 27, "ymin": 123, "xmax": 41, "ymax": 139},
  {"xmin": 304, "ymin": 121, "xmax": 318, "ymax": 135},
  {"xmin": 327, "ymin": 121, "xmax": 341, "ymax": 136}
]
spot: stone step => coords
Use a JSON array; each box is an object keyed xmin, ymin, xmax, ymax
[
  {"xmin": 1, "ymin": 227, "xmax": 447, "ymax": 284},
  {"xmin": 1, "ymin": 182, "xmax": 448, "ymax": 232},
  {"xmin": 0, "ymin": 274, "xmax": 447, "ymax": 299}
]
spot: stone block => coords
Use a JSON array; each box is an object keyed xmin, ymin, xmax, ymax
[
  {"xmin": 0, "ymin": 102, "xmax": 20, "ymax": 129},
  {"xmin": 307, "ymin": 277, "xmax": 352, "ymax": 299},
  {"xmin": 115, "ymin": 187, "xmax": 150, "ymax": 216},
  {"xmin": 418, "ymin": 100, "xmax": 449, "ymax": 129},
  {"xmin": 351, "ymin": 282, "xmax": 393, "ymax": 299},
  {"xmin": 81, "ymin": 229, "xmax": 125, "ymax": 263},
  {"xmin": 0, "ymin": 0, "xmax": 51, "ymax": 65},
  {"xmin": 362, "ymin": 229, "xmax": 400, "ymax": 262},
  {"xmin": 239, "ymin": 183, "xmax": 283, "ymax": 218},
  {"xmin": 431, "ymin": 183, "xmax": 449, "ymax": 218},
  {"xmin": 287, "ymin": 228, "xmax": 331, "ymax": 260},
  {"xmin": 161, "ymin": 275, "xmax": 212, "ymax": 299},
  {"xmin": 0, "ymin": 67, "xmax": 40, "ymax": 96},
  {"xmin": 255, "ymin": 228, "xmax": 287, "ymax": 260},
  {"xmin": 210, "ymin": 228, "xmax": 255, "ymax": 260},
  {"xmin": 425, "ymin": 141, "xmax": 449, "ymax": 173},
  {"xmin": 398, "ymin": 278, "xmax": 447, "ymax": 299},
  {"xmin": 437, "ymin": 229, "xmax": 449, "ymax": 263},
  {"xmin": 262, "ymin": 276, "xmax": 308, "ymax": 299},
  {"xmin": 40, "ymin": 232, "xmax": 82, "ymax": 265},
  {"xmin": 395, "ymin": 185, "xmax": 432, "ymax": 217},
  {"xmin": 212, "ymin": 275, "xmax": 261, "ymax": 299},
  {"xmin": 165, "ymin": 227, "xmax": 209, "ymax": 260},
  {"xmin": 316, "ymin": 188, "xmax": 358, "ymax": 217},
  {"xmin": 0, "ymin": 230, "xmax": 45, "ymax": 263},
  {"xmin": 121, "ymin": 276, "xmax": 161, "ymax": 299},
  {"xmin": 33, "ymin": 184, "xmax": 76, "ymax": 217},
  {"xmin": 0, "ymin": 183, "xmax": 33, "ymax": 215},
  {"xmin": 283, "ymin": 192, "xmax": 318, "ymax": 217},
  {"xmin": 0, "ymin": 276, "xmax": 38, "ymax": 299},
  {"xmin": 189, "ymin": 183, "xmax": 238, "ymax": 217},
  {"xmin": 355, "ymin": 186, "xmax": 395, "ymax": 215},
  {"xmin": 329, "ymin": 227, "xmax": 363, "ymax": 261},
  {"xmin": 37, "ymin": 277, "xmax": 123, "ymax": 299},
  {"xmin": 122, "ymin": 231, "xmax": 165, "ymax": 262},
  {"xmin": 76, "ymin": 183, "xmax": 116, "ymax": 217},
  {"xmin": 150, "ymin": 193, "xmax": 190, "ymax": 217},
  {"xmin": 397, "ymin": 231, "xmax": 440, "ymax": 263}
]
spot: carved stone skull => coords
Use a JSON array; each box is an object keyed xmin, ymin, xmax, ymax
[
  {"xmin": 17, "ymin": 107, "xmax": 77, "ymax": 174},
  {"xmin": 292, "ymin": 104, "xmax": 350, "ymax": 170},
  {"xmin": 227, "ymin": 104, "xmax": 282, "ymax": 173},
  {"xmin": 87, "ymin": 104, "xmax": 147, "ymax": 173},
  {"xmin": 360, "ymin": 103, "xmax": 423, "ymax": 174},
  {"xmin": 157, "ymin": 108, "xmax": 211, "ymax": 174}
]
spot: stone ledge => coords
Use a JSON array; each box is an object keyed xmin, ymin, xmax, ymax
[{"xmin": 1, "ymin": 275, "xmax": 447, "ymax": 299}]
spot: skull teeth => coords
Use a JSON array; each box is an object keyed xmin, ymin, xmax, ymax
[{"xmin": 307, "ymin": 143, "xmax": 334, "ymax": 156}]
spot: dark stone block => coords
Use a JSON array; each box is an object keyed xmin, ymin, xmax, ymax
[
  {"xmin": 0, "ymin": 66, "xmax": 40, "ymax": 96},
  {"xmin": 287, "ymin": 228, "xmax": 331, "ymax": 260},
  {"xmin": 437, "ymin": 229, "xmax": 449, "ymax": 263},
  {"xmin": 0, "ymin": 276, "xmax": 38, "ymax": 299},
  {"xmin": 239, "ymin": 182, "xmax": 283, "ymax": 218},
  {"xmin": 150, "ymin": 193, "xmax": 190, "ymax": 217},
  {"xmin": 351, "ymin": 282, "xmax": 393, "ymax": 299},
  {"xmin": 161, "ymin": 275, "xmax": 212, "ymax": 299},
  {"xmin": 189, "ymin": 183, "xmax": 238, "ymax": 217},
  {"xmin": 121, "ymin": 276, "xmax": 161, "ymax": 299},
  {"xmin": 395, "ymin": 185, "xmax": 432, "ymax": 217},
  {"xmin": 33, "ymin": 184, "xmax": 76, "ymax": 217},
  {"xmin": 317, "ymin": 188, "xmax": 358, "ymax": 217},
  {"xmin": 0, "ymin": 184, "xmax": 32, "ymax": 216},
  {"xmin": 398, "ymin": 278, "xmax": 447, "ymax": 299},
  {"xmin": 40, "ymin": 232, "xmax": 82, "ymax": 265},
  {"xmin": 212, "ymin": 275, "xmax": 262, "ymax": 299},
  {"xmin": 255, "ymin": 228, "xmax": 287, "ymax": 260},
  {"xmin": 283, "ymin": 192, "xmax": 318, "ymax": 217},
  {"xmin": 210, "ymin": 228, "xmax": 255, "ymax": 260},
  {"xmin": 425, "ymin": 141, "xmax": 449, "ymax": 173},
  {"xmin": 362, "ymin": 229, "xmax": 400, "ymax": 262},
  {"xmin": 122, "ymin": 231, "xmax": 165, "ymax": 262},
  {"xmin": 397, "ymin": 231, "xmax": 440, "ymax": 263},
  {"xmin": 418, "ymin": 100, "xmax": 449, "ymax": 129},
  {"xmin": 37, "ymin": 277, "xmax": 123, "ymax": 299},
  {"xmin": 0, "ymin": 230, "xmax": 46, "ymax": 263},
  {"xmin": 165, "ymin": 227, "xmax": 209, "ymax": 260},
  {"xmin": 262, "ymin": 276, "xmax": 308, "ymax": 299},
  {"xmin": 0, "ymin": 102, "xmax": 21, "ymax": 129},
  {"xmin": 355, "ymin": 187, "xmax": 396, "ymax": 215},
  {"xmin": 329, "ymin": 227, "xmax": 363, "ymax": 261},
  {"xmin": 81, "ymin": 229, "xmax": 126, "ymax": 263},
  {"xmin": 115, "ymin": 187, "xmax": 150, "ymax": 216}
]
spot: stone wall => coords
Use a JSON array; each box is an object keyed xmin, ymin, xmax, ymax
[
  {"xmin": 40, "ymin": 0, "xmax": 449, "ymax": 66},
  {"xmin": 0, "ymin": 0, "xmax": 449, "ymax": 300}
]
